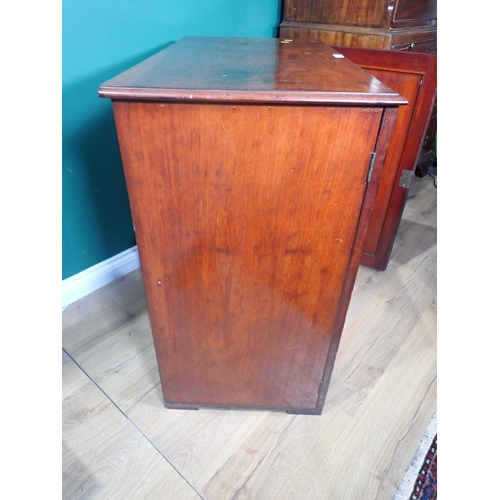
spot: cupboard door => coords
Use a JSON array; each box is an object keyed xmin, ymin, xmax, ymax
[{"xmin": 333, "ymin": 47, "xmax": 437, "ymax": 270}]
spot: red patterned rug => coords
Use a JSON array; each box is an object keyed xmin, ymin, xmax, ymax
[
  {"xmin": 409, "ymin": 434, "xmax": 437, "ymax": 500},
  {"xmin": 393, "ymin": 410, "xmax": 437, "ymax": 500}
]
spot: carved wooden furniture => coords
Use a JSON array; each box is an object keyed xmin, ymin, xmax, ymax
[{"xmin": 98, "ymin": 37, "xmax": 405, "ymax": 414}]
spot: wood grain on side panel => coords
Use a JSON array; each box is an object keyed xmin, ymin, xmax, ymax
[{"xmin": 112, "ymin": 101, "xmax": 382, "ymax": 411}]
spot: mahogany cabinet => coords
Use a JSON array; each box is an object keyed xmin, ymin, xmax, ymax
[
  {"xmin": 98, "ymin": 37, "xmax": 405, "ymax": 414},
  {"xmin": 333, "ymin": 47, "xmax": 437, "ymax": 270},
  {"xmin": 280, "ymin": 0, "xmax": 437, "ymax": 53}
]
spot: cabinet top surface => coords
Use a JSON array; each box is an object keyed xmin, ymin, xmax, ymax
[{"xmin": 98, "ymin": 37, "xmax": 405, "ymax": 105}]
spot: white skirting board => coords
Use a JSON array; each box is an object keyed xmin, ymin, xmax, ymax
[{"xmin": 62, "ymin": 246, "xmax": 140, "ymax": 309}]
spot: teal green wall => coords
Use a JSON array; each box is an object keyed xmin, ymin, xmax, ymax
[{"xmin": 63, "ymin": 0, "xmax": 282, "ymax": 280}]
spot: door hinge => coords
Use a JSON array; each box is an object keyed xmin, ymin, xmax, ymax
[
  {"xmin": 366, "ymin": 152, "xmax": 376, "ymax": 183},
  {"xmin": 399, "ymin": 169, "xmax": 414, "ymax": 189}
]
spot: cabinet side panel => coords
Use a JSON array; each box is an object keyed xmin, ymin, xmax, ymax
[{"xmin": 112, "ymin": 102, "xmax": 382, "ymax": 410}]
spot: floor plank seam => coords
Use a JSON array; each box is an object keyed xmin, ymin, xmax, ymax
[
  {"xmin": 344, "ymin": 333, "xmax": 380, "ymax": 383},
  {"xmin": 105, "ymin": 340, "xmax": 153, "ymax": 372},
  {"xmin": 62, "ymin": 347, "xmax": 204, "ymax": 500},
  {"xmin": 230, "ymin": 451, "xmax": 269, "ymax": 500},
  {"xmin": 124, "ymin": 380, "xmax": 162, "ymax": 414},
  {"xmin": 67, "ymin": 312, "xmax": 142, "ymax": 354}
]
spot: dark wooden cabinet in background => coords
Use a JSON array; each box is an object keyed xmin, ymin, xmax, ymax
[
  {"xmin": 280, "ymin": 0, "xmax": 437, "ymax": 270},
  {"xmin": 99, "ymin": 37, "xmax": 406, "ymax": 414},
  {"xmin": 280, "ymin": 0, "xmax": 437, "ymax": 53}
]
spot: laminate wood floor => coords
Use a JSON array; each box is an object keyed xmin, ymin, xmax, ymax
[{"xmin": 62, "ymin": 174, "xmax": 437, "ymax": 500}]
